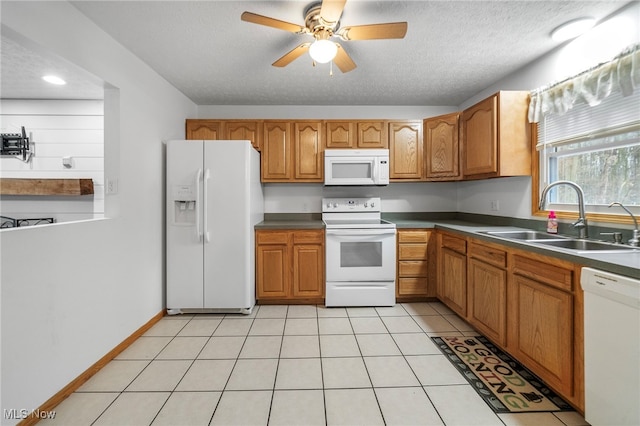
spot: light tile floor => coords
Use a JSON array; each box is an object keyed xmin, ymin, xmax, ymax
[{"xmin": 42, "ymin": 302, "xmax": 590, "ymax": 426}]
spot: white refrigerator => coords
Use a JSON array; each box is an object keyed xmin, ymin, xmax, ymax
[{"xmin": 166, "ymin": 140, "xmax": 263, "ymax": 314}]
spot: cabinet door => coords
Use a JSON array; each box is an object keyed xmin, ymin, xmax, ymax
[
  {"xmin": 389, "ymin": 121, "xmax": 423, "ymax": 180},
  {"xmin": 225, "ymin": 121, "xmax": 262, "ymax": 151},
  {"xmin": 424, "ymin": 113, "xmax": 461, "ymax": 180},
  {"xmin": 293, "ymin": 121, "xmax": 323, "ymax": 181},
  {"xmin": 262, "ymin": 122, "xmax": 291, "ymax": 181},
  {"xmin": 462, "ymin": 95, "xmax": 498, "ymax": 177},
  {"xmin": 468, "ymin": 258, "xmax": 506, "ymax": 346},
  {"xmin": 292, "ymin": 243, "xmax": 324, "ymax": 298},
  {"xmin": 256, "ymin": 242, "xmax": 289, "ymax": 299},
  {"xmin": 357, "ymin": 121, "xmax": 388, "ymax": 148},
  {"xmin": 439, "ymin": 248, "xmax": 467, "ymax": 316},
  {"xmin": 511, "ymin": 274, "xmax": 574, "ymax": 395},
  {"xmin": 326, "ymin": 121, "xmax": 355, "ymax": 148},
  {"xmin": 185, "ymin": 119, "xmax": 222, "ymax": 140}
]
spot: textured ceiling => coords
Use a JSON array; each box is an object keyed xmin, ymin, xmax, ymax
[
  {"xmin": 1, "ymin": 28, "xmax": 105, "ymax": 100},
  {"xmin": 2, "ymin": 1, "xmax": 632, "ymax": 106}
]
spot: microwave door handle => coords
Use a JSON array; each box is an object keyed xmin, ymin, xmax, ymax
[{"xmin": 373, "ymin": 158, "xmax": 378, "ymax": 181}]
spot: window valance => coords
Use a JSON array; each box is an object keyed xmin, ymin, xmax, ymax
[{"xmin": 528, "ymin": 43, "xmax": 640, "ymax": 123}]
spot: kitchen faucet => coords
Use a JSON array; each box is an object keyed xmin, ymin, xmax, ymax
[
  {"xmin": 608, "ymin": 202, "xmax": 640, "ymax": 247},
  {"xmin": 539, "ymin": 180, "xmax": 588, "ymax": 239}
]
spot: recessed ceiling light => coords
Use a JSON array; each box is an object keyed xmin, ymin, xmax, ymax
[
  {"xmin": 551, "ymin": 18, "xmax": 596, "ymax": 42},
  {"xmin": 42, "ymin": 75, "xmax": 66, "ymax": 85}
]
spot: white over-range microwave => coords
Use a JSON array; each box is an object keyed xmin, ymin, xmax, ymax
[{"xmin": 324, "ymin": 149, "xmax": 390, "ymax": 186}]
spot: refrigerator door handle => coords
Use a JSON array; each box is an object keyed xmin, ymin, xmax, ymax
[
  {"xmin": 195, "ymin": 168, "xmax": 203, "ymax": 241},
  {"xmin": 203, "ymin": 168, "xmax": 211, "ymax": 243}
]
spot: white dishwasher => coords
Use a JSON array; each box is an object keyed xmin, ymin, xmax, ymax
[{"xmin": 581, "ymin": 267, "xmax": 640, "ymax": 426}]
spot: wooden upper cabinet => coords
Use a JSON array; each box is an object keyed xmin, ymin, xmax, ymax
[
  {"xmin": 262, "ymin": 121, "xmax": 292, "ymax": 181},
  {"xmin": 326, "ymin": 121, "xmax": 355, "ymax": 148},
  {"xmin": 224, "ymin": 121, "xmax": 262, "ymax": 151},
  {"xmin": 185, "ymin": 119, "xmax": 261, "ymax": 150},
  {"xmin": 357, "ymin": 121, "xmax": 388, "ymax": 148},
  {"xmin": 293, "ymin": 121, "xmax": 323, "ymax": 182},
  {"xmin": 461, "ymin": 91, "xmax": 531, "ymax": 180},
  {"xmin": 185, "ymin": 119, "xmax": 222, "ymax": 140},
  {"xmin": 389, "ymin": 121, "xmax": 423, "ymax": 181},
  {"xmin": 424, "ymin": 112, "xmax": 461, "ymax": 181},
  {"xmin": 462, "ymin": 96, "xmax": 497, "ymax": 176}
]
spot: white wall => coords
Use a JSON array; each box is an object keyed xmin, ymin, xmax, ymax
[
  {"xmin": 0, "ymin": 2, "xmax": 197, "ymax": 423},
  {"xmin": 456, "ymin": 2, "xmax": 640, "ymax": 220},
  {"xmin": 0, "ymin": 99, "xmax": 104, "ymax": 222},
  {"xmin": 264, "ymin": 182, "xmax": 458, "ymax": 213}
]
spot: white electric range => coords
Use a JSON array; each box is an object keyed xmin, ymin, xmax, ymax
[{"xmin": 322, "ymin": 197, "xmax": 397, "ymax": 307}]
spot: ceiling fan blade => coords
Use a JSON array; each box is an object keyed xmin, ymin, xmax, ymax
[
  {"xmin": 339, "ymin": 22, "xmax": 408, "ymax": 40},
  {"xmin": 320, "ymin": 0, "xmax": 347, "ymax": 23},
  {"xmin": 272, "ymin": 43, "xmax": 312, "ymax": 67},
  {"xmin": 241, "ymin": 11, "xmax": 304, "ymax": 33},
  {"xmin": 333, "ymin": 43, "xmax": 356, "ymax": 73}
]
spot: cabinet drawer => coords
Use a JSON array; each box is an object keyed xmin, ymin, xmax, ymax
[
  {"xmin": 398, "ymin": 244, "xmax": 428, "ymax": 260},
  {"xmin": 512, "ymin": 254, "xmax": 573, "ymax": 292},
  {"xmin": 468, "ymin": 242, "xmax": 506, "ymax": 268},
  {"xmin": 441, "ymin": 234, "xmax": 466, "ymax": 254},
  {"xmin": 398, "ymin": 230, "xmax": 431, "ymax": 243},
  {"xmin": 293, "ymin": 230, "xmax": 324, "ymax": 244},
  {"xmin": 399, "ymin": 260, "xmax": 428, "ymax": 277},
  {"xmin": 256, "ymin": 231, "xmax": 289, "ymax": 244},
  {"xmin": 398, "ymin": 277, "xmax": 428, "ymax": 295}
]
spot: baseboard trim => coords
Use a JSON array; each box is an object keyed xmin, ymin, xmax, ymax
[{"xmin": 18, "ymin": 310, "xmax": 165, "ymax": 426}]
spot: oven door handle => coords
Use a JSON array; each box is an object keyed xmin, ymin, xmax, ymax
[{"xmin": 326, "ymin": 228, "xmax": 396, "ymax": 236}]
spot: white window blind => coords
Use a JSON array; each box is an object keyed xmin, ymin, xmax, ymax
[{"xmin": 537, "ymin": 89, "xmax": 640, "ymax": 151}]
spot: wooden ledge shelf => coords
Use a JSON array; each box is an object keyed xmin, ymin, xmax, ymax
[{"xmin": 0, "ymin": 178, "xmax": 94, "ymax": 196}]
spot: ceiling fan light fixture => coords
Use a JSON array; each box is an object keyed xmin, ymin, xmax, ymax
[
  {"xmin": 309, "ymin": 39, "xmax": 337, "ymax": 63},
  {"xmin": 551, "ymin": 18, "xmax": 595, "ymax": 42}
]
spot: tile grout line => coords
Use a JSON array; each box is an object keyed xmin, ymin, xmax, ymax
[{"xmin": 150, "ymin": 313, "xmax": 227, "ymax": 426}]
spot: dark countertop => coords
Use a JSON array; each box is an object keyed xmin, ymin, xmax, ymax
[
  {"xmin": 256, "ymin": 213, "xmax": 639, "ymax": 279},
  {"xmin": 255, "ymin": 213, "xmax": 324, "ymax": 230}
]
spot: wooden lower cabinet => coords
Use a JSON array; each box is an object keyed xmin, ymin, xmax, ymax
[
  {"xmin": 397, "ymin": 229, "xmax": 433, "ymax": 299},
  {"xmin": 437, "ymin": 232, "xmax": 467, "ymax": 316},
  {"xmin": 256, "ymin": 229, "xmax": 324, "ymax": 303},
  {"xmin": 508, "ymin": 253, "xmax": 576, "ymax": 399},
  {"xmin": 256, "ymin": 232, "xmax": 289, "ymax": 299},
  {"xmin": 436, "ymin": 232, "xmax": 584, "ymax": 413},
  {"xmin": 467, "ymin": 240, "xmax": 507, "ymax": 346}
]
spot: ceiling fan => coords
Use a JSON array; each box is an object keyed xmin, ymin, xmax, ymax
[{"xmin": 241, "ymin": 0, "xmax": 408, "ymax": 73}]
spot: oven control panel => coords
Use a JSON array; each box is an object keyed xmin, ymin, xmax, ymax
[{"xmin": 322, "ymin": 197, "xmax": 381, "ymax": 212}]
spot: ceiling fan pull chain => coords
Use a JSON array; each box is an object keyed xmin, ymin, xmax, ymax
[{"xmin": 330, "ymin": 61, "xmax": 334, "ymax": 77}]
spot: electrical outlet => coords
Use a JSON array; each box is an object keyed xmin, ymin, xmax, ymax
[
  {"xmin": 106, "ymin": 178, "xmax": 118, "ymax": 194},
  {"xmin": 490, "ymin": 200, "xmax": 500, "ymax": 211}
]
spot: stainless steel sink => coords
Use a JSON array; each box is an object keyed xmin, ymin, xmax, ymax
[
  {"xmin": 482, "ymin": 230, "xmax": 568, "ymax": 240},
  {"xmin": 535, "ymin": 239, "xmax": 640, "ymax": 252},
  {"xmin": 480, "ymin": 230, "xmax": 639, "ymax": 253}
]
